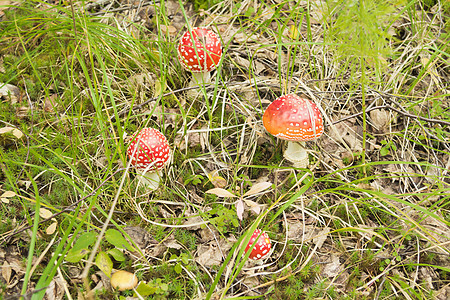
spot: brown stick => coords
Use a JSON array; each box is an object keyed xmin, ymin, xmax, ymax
[{"xmin": 331, "ymin": 104, "xmax": 450, "ymax": 127}]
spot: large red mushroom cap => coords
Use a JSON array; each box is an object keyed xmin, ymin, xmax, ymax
[
  {"xmin": 244, "ymin": 229, "xmax": 271, "ymax": 260},
  {"xmin": 262, "ymin": 94, "xmax": 324, "ymax": 142},
  {"xmin": 177, "ymin": 27, "xmax": 222, "ymax": 73},
  {"xmin": 127, "ymin": 128, "xmax": 170, "ymax": 171}
]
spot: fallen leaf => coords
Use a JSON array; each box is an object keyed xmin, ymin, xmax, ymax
[
  {"xmin": 0, "ymin": 127, "xmax": 23, "ymax": 139},
  {"xmin": 208, "ymin": 170, "xmax": 227, "ymax": 188},
  {"xmin": 0, "ymin": 82, "xmax": 20, "ymax": 103},
  {"xmin": 205, "ymin": 188, "xmax": 237, "ymax": 198},
  {"xmin": 95, "ymin": 251, "xmax": 113, "ymax": 277},
  {"xmin": 163, "ymin": 238, "xmax": 182, "ymax": 249},
  {"xmin": 322, "ymin": 253, "xmax": 341, "ymax": 277},
  {"xmin": 1, "ymin": 261, "xmax": 11, "ymax": 284},
  {"xmin": 243, "ymin": 182, "xmax": 272, "ymax": 197},
  {"xmin": 370, "ymin": 109, "xmax": 390, "ymax": 131},
  {"xmin": 1, "ymin": 191, "xmax": 16, "ymax": 198},
  {"xmin": 45, "ymin": 275, "xmax": 65, "ymax": 300},
  {"xmin": 183, "ymin": 215, "xmax": 205, "ymax": 231},
  {"xmin": 46, "ymin": 221, "xmax": 58, "ymax": 235},
  {"xmin": 39, "ymin": 207, "xmax": 53, "ymax": 219},
  {"xmin": 6, "ymin": 256, "xmax": 25, "ymax": 275},
  {"xmin": 313, "ymin": 227, "xmax": 330, "ymax": 249},
  {"xmin": 198, "ymin": 226, "xmax": 220, "ymax": 243},
  {"xmin": 236, "ymin": 199, "xmax": 244, "ymax": 221},
  {"xmin": 160, "ymin": 24, "xmax": 177, "ymax": 36},
  {"xmin": 43, "ymin": 94, "xmax": 58, "ymax": 113},
  {"xmin": 123, "ymin": 226, "xmax": 158, "ymax": 249},
  {"xmin": 244, "ymin": 199, "xmax": 261, "ymax": 215},
  {"xmin": 196, "ymin": 244, "xmax": 224, "ymax": 267}
]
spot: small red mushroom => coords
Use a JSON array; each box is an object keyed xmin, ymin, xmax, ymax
[
  {"xmin": 127, "ymin": 128, "xmax": 170, "ymax": 190},
  {"xmin": 177, "ymin": 27, "xmax": 222, "ymax": 85},
  {"xmin": 244, "ymin": 229, "xmax": 271, "ymax": 260},
  {"xmin": 263, "ymin": 94, "xmax": 324, "ymax": 168}
]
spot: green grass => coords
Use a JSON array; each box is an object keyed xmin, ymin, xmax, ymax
[{"xmin": 0, "ymin": 0, "xmax": 449, "ymax": 299}]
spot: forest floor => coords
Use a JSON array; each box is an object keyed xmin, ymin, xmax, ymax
[{"xmin": 0, "ymin": 0, "xmax": 449, "ymax": 299}]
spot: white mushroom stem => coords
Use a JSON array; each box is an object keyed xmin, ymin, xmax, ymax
[
  {"xmin": 187, "ymin": 72, "xmax": 211, "ymax": 98},
  {"xmin": 135, "ymin": 169, "xmax": 161, "ymax": 191},
  {"xmin": 190, "ymin": 71, "xmax": 210, "ymax": 87},
  {"xmin": 284, "ymin": 141, "xmax": 309, "ymax": 168}
]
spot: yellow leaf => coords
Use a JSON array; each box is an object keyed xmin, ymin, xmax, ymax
[
  {"xmin": 289, "ymin": 25, "xmax": 300, "ymax": 40},
  {"xmin": 0, "ymin": 127, "xmax": 23, "ymax": 139},
  {"xmin": 208, "ymin": 170, "xmax": 227, "ymax": 188},
  {"xmin": 1, "ymin": 191, "xmax": 15, "ymax": 198},
  {"xmin": 96, "ymin": 251, "xmax": 113, "ymax": 278},
  {"xmin": 39, "ymin": 208, "xmax": 53, "ymax": 219},
  {"xmin": 46, "ymin": 222, "xmax": 58, "ymax": 235}
]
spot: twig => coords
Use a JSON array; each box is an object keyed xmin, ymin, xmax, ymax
[
  {"xmin": 2, "ymin": 167, "xmax": 125, "ymax": 243},
  {"xmin": 81, "ymin": 147, "xmax": 135, "ymax": 299},
  {"xmin": 70, "ymin": 0, "xmax": 78, "ymax": 40},
  {"xmin": 331, "ymin": 104, "xmax": 450, "ymax": 127}
]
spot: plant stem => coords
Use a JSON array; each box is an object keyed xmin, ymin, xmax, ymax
[{"xmin": 361, "ymin": 58, "xmax": 367, "ymax": 178}]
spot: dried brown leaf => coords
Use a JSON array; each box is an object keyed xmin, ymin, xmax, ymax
[
  {"xmin": 205, "ymin": 188, "xmax": 237, "ymax": 198},
  {"xmin": 45, "ymin": 275, "xmax": 65, "ymax": 300},
  {"xmin": 208, "ymin": 170, "xmax": 227, "ymax": 188},
  {"xmin": 196, "ymin": 244, "xmax": 223, "ymax": 267},
  {"xmin": 163, "ymin": 238, "xmax": 182, "ymax": 250},
  {"xmin": 244, "ymin": 199, "xmax": 261, "ymax": 215},
  {"xmin": 1, "ymin": 261, "xmax": 11, "ymax": 284},
  {"xmin": 243, "ymin": 182, "xmax": 272, "ymax": 197},
  {"xmin": 370, "ymin": 109, "xmax": 390, "ymax": 131},
  {"xmin": 313, "ymin": 227, "xmax": 330, "ymax": 249},
  {"xmin": 321, "ymin": 253, "xmax": 341, "ymax": 277},
  {"xmin": 236, "ymin": 199, "xmax": 244, "ymax": 221}
]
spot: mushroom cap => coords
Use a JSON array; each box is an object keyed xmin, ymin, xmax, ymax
[
  {"xmin": 262, "ymin": 94, "xmax": 324, "ymax": 142},
  {"xmin": 127, "ymin": 128, "xmax": 170, "ymax": 171},
  {"xmin": 177, "ymin": 27, "xmax": 222, "ymax": 73},
  {"xmin": 244, "ymin": 229, "xmax": 271, "ymax": 260},
  {"xmin": 110, "ymin": 270, "xmax": 138, "ymax": 291}
]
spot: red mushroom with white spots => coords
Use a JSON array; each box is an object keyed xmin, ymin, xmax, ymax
[
  {"xmin": 177, "ymin": 27, "xmax": 222, "ymax": 85},
  {"xmin": 244, "ymin": 229, "xmax": 272, "ymax": 260},
  {"xmin": 263, "ymin": 94, "xmax": 324, "ymax": 168},
  {"xmin": 127, "ymin": 128, "xmax": 170, "ymax": 190}
]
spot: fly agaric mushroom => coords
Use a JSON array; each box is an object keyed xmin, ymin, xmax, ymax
[
  {"xmin": 110, "ymin": 270, "xmax": 138, "ymax": 291},
  {"xmin": 244, "ymin": 229, "xmax": 271, "ymax": 260},
  {"xmin": 177, "ymin": 27, "xmax": 222, "ymax": 85},
  {"xmin": 263, "ymin": 94, "xmax": 324, "ymax": 168},
  {"xmin": 127, "ymin": 128, "xmax": 170, "ymax": 190}
]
